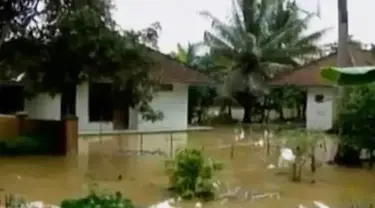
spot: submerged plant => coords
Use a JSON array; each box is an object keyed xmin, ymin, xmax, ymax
[
  {"xmin": 279, "ymin": 129, "xmax": 326, "ymax": 182},
  {"xmin": 3, "ymin": 194, "xmax": 27, "ymax": 208},
  {"xmin": 60, "ymin": 183, "xmax": 134, "ymax": 208},
  {"xmin": 165, "ymin": 148, "xmax": 223, "ymax": 200}
]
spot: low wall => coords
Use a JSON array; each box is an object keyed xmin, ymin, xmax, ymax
[
  {"xmin": 25, "ymin": 118, "xmax": 66, "ymax": 155},
  {"xmin": 0, "ymin": 114, "xmax": 18, "ymax": 140},
  {"xmin": 0, "ymin": 113, "xmax": 78, "ymax": 155}
]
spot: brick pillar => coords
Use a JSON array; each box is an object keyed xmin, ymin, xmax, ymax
[
  {"xmin": 64, "ymin": 115, "xmax": 78, "ymax": 156},
  {"xmin": 15, "ymin": 111, "xmax": 28, "ymax": 135}
]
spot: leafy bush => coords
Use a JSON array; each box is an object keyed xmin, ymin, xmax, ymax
[
  {"xmin": 165, "ymin": 148, "xmax": 223, "ymax": 200},
  {"xmin": 337, "ymin": 84, "xmax": 375, "ymax": 167},
  {"xmin": 60, "ymin": 192, "xmax": 134, "ymax": 208},
  {"xmin": 339, "ymin": 85, "xmax": 375, "ymax": 148},
  {"xmin": 0, "ymin": 135, "xmax": 51, "ymax": 155}
]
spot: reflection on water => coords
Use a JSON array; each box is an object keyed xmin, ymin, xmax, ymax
[{"xmin": 0, "ymin": 130, "xmax": 374, "ymax": 207}]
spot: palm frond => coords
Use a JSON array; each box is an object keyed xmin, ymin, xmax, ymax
[{"xmin": 202, "ymin": 0, "xmax": 326, "ymax": 99}]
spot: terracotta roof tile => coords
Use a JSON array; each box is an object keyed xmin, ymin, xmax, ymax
[{"xmin": 150, "ymin": 50, "xmax": 216, "ymax": 85}]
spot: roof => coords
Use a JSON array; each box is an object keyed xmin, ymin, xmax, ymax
[
  {"xmin": 269, "ymin": 47, "xmax": 375, "ymax": 87},
  {"xmin": 149, "ymin": 49, "xmax": 216, "ymax": 85},
  {"xmin": 7, "ymin": 49, "xmax": 217, "ymax": 86}
]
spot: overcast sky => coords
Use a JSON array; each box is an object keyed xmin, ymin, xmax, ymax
[{"xmin": 112, "ymin": 0, "xmax": 375, "ymax": 53}]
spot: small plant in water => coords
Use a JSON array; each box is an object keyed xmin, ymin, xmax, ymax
[
  {"xmin": 3, "ymin": 194, "xmax": 27, "ymax": 208},
  {"xmin": 279, "ymin": 129, "xmax": 325, "ymax": 182},
  {"xmin": 165, "ymin": 148, "xmax": 223, "ymax": 201},
  {"xmin": 60, "ymin": 184, "xmax": 134, "ymax": 208}
]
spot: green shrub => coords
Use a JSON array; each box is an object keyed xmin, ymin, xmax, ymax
[
  {"xmin": 165, "ymin": 148, "xmax": 223, "ymax": 200},
  {"xmin": 60, "ymin": 192, "xmax": 134, "ymax": 208},
  {"xmin": 0, "ymin": 135, "xmax": 50, "ymax": 155}
]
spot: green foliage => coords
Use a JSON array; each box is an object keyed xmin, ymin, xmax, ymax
[
  {"xmin": 60, "ymin": 192, "xmax": 134, "ymax": 208},
  {"xmin": 201, "ymin": 0, "xmax": 325, "ymax": 93},
  {"xmin": 280, "ymin": 129, "xmax": 324, "ymax": 156},
  {"xmin": 0, "ymin": 136, "xmax": 51, "ymax": 155},
  {"xmin": 264, "ymin": 86, "xmax": 306, "ymax": 121},
  {"xmin": 171, "ymin": 43, "xmax": 218, "ymax": 124},
  {"xmin": 338, "ymin": 84, "xmax": 375, "ymax": 149},
  {"xmin": 201, "ymin": 0, "xmax": 325, "ymax": 123},
  {"xmin": 267, "ymin": 86, "xmax": 305, "ymax": 109},
  {"xmin": 165, "ymin": 148, "xmax": 223, "ymax": 200},
  {"xmin": 0, "ymin": 0, "xmax": 163, "ymax": 121},
  {"xmin": 61, "ymin": 181, "xmax": 135, "ymax": 208}
]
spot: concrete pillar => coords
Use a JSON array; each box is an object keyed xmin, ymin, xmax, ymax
[
  {"xmin": 15, "ymin": 111, "xmax": 28, "ymax": 135},
  {"xmin": 64, "ymin": 115, "xmax": 78, "ymax": 156}
]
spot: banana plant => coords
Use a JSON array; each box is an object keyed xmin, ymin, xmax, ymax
[{"xmin": 321, "ymin": 66, "xmax": 375, "ymax": 85}]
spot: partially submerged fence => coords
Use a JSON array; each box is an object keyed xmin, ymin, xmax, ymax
[{"xmin": 79, "ymin": 126, "xmax": 213, "ymax": 157}]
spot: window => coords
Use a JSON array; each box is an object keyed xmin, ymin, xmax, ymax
[
  {"xmin": 88, "ymin": 82, "xmax": 113, "ymax": 122},
  {"xmin": 159, "ymin": 84, "xmax": 173, "ymax": 91},
  {"xmin": 314, "ymin": 94, "xmax": 324, "ymax": 103},
  {"xmin": 0, "ymin": 84, "xmax": 24, "ymax": 114}
]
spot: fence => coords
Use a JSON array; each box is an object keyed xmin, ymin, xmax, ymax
[
  {"xmin": 0, "ymin": 112, "xmax": 78, "ymax": 155},
  {"xmin": 79, "ymin": 126, "xmax": 213, "ymax": 157}
]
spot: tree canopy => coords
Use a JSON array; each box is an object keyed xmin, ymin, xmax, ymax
[
  {"xmin": 0, "ymin": 0, "xmax": 163, "ymax": 121},
  {"xmin": 201, "ymin": 0, "xmax": 326, "ymax": 123}
]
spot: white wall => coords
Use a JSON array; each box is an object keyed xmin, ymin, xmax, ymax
[
  {"xmin": 24, "ymin": 82, "xmax": 190, "ymax": 134},
  {"xmin": 137, "ymin": 83, "xmax": 189, "ymax": 130},
  {"xmin": 126, "ymin": 83, "xmax": 189, "ymax": 154},
  {"xmin": 76, "ymin": 82, "xmax": 113, "ymax": 132},
  {"xmin": 78, "ymin": 82, "xmax": 189, "ymax": 132},
  {"xmin": 24, "ymin": 93, "xmax": 61, "ymax": 120},
  {"xmin": 306, "ymin": 87, "xmax": 335, "ymax": 131}
]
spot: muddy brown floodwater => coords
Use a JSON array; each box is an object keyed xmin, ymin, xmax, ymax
[{"xmin": 0, "ymin": 129, "xmax": 374, "ymax": 208}]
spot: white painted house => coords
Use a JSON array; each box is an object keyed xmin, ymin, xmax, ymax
[
  {"xmin": 271, "ymin": 46, "xmax": 374, "ymax": 131},
  {"xmin": 21, "ymin": 51, "xmax": 213, "ymax": 135}
]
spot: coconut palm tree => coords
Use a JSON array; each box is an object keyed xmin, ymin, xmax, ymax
[
  {"xmin": 171, "ymin": 43, "xmax": 219, "ymax": 124},
  {"xmin": 171, "ymin": 43, "xmax": 202, "ymax": 66},
  {"xmin": 201, "ymin": 0, "xmax": 327, "ymax": 123}
]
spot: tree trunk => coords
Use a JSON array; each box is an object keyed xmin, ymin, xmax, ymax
[
  {"xmin": 60, "ymin": 83, "xmax": 77, "ymax": 119},
  {"xmin": 297, "ymin": 105, "xmax": 302, "ymax": 120},
  {"xmin": 292, "ymin": 146, "xmax": 302, "ymax": 182},
  {"xmin": 311, "ymin": 153, "xmax": 316, "ymax": 173},
  {"xmin": 235, "ymin": 92, "xmax": 256, "ymax": 124},
  {"xmin": 242, "ymin": 105, "xmax": 252, "ymax": 124},
  {"xmin": 302, "ymin": 93, "xmax": 307, "ymax": 120},
  {"xmin": 219, "ymin": 100, "xmax": 227, "ymax": 115},
  {"xmin": 260, "ymin": 97, "xmax": 269, "ymax": 123},
  {"xmin": 277, "ymin": 106, "xmax": 284, "ymax": 121},
  {"xmin": 369, "ymin": 149, "xmax": 373, "ymax": 169},
  {"xmin": 227, "ymin": 102, "xmax": 232, "ymax": 118}
]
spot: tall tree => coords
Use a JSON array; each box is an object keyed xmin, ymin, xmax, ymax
[
  {"xmin": 0, "ymin": 0, "xmax": 163, "ymax": 121},
  {"xmin": 201, "ymin": 0, "xmax": 326, "ymax": 123},
  {"xmin": 171, "ymin": 43, "xmax": 217, "ymax": 124}
]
